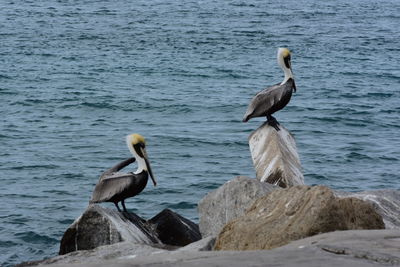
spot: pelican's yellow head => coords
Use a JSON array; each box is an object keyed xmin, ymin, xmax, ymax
[
  {"xmin": 130, "ymin": 133, "xmax": 146, "ymax": 146},
  {"xmin": 278, "ymin": 48, "xmax": 291, "ymax": 59},
  {"xmin": 126, "ymin": 133, "xmax": 146, "ymax": 159}
]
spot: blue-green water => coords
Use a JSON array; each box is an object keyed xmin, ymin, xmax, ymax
[{"xmin": 1, "ymin": 0, "xmax": 400, "ymax": 266}]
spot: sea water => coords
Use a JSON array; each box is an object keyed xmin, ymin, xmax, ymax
[{"xmin": 1, "ymin": 0, "xmax": 399, "ymax": 265}]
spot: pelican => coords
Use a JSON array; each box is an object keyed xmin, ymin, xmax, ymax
[
  {"xmin": 90, "ymin": 134, "xmax": 157, "ymax": 212},
  {"xmin": 242, "ymin": 48, "xmax": 296, "ymax": 130}
]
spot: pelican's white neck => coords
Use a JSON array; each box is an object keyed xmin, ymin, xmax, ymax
[
  {"xmin": 134, "ymin": 157, "xmax": 146, "ymax": 174},
  {"xmin": 126, "ymin": 136, "xmax": 147, "ymax": 174},
  {"xmin": 281, "ymin": 67, "xmax": 293, "ymax": 85},
  {"xmin": 277, "ymin": 48, "xmax": 294, "ymax": 85}
]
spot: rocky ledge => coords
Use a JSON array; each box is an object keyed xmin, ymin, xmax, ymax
[{"xmin": 17, "ymin": 230, "xmax": 400, "ymax": 267}]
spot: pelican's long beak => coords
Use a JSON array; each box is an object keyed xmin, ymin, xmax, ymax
[
  {"xmin": 292, "ymin": 79, "xmax": 297, "ymax": 92},
  {"xmin": 141, "ymin": 147, "xmax": 157, "ymax": 186}
]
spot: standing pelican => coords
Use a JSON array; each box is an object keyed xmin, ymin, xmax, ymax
[
  {"xmin": 90, "ymin": 134, "xmax": 157, "ymax": 212},
  {"xmin": 242, "ymin": 48, "xmax": 296, "ymax": 130}
]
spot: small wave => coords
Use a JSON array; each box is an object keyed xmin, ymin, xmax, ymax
[
  {"xmin": 57, "ymin": 219, "xmax": 74, "ymax": 225},
  {"xmin": 41, "ymin": 190, "xmax": 75, "ymax": 196},
  {"xmin": 0, "ymin": 74, "xmax": 12, "ymax": 79},
  {"xmin": 366, "ymin": 92, "xmax": 394, "ymax": 98},
  {"xmin": 165, "ymin": 201, "xmax": 197, "ymax": 209},
  {"xmin": 10, "ymin": 164, "xmax": 59, "ymax": 170},
  {"xmin": 15, "ymin": 231, "xmax": 58, "ymax": 245},
  {"xmin": 379, "ymin": 156, "xmax": 398, "ymax": 161},
  {"xmin": 0, "ymin": 240, "xmax": 18, "ymax": 248},
  {"xmin": 81, "ymin": 101, "xmax": 118, "ymax": 110},
  {"xmin": 346, "ymin": 152, "xmax": 373, "ymax": 160}
]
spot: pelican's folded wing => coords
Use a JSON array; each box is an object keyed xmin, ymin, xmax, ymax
[{"xmin": 90, "ymin": 172, "xmax": 134, "ymax": 203}]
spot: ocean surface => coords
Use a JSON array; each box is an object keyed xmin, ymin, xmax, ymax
[{"xmin": 1, "ymin": 0, "xmax": 399, "ymax": 265}]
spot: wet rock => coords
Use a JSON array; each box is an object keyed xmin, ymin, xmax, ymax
[
  {"xmin": 214, "ymin": 185, "xmax": 384, "ymax": 250},
  {"xmin": 59, "ymin": 205, "xmax": 200, "ymax": 255},
  {"xmin": 248, "ymin": 122, "xmax": 304, "ymax": 187},
  {"xmin": 198, "ymin": 176, "xmax": 278, "ymax": 237},
  {"xmin": 336, "ymin": 189, "xmax": 400, "ymax": 229}
]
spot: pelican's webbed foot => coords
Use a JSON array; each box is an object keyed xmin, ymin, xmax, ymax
[{"xmin": 267, "ymin": 115, "xmax": 280, "ymax": 131}]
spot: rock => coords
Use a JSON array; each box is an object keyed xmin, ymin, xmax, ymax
[
  {"xmin": 59, "ymin": 204, "xmax": 160, "ymax": 255},
  {"xmin": 20, "ymin": 230, "xmax": 400, "ymax": 267},
  {"xmin": 214, "ymin": 185, "xmax": 384, "ymax": 250},
  {"xmin": 59, "ymin": 205, "xmax": 200, "ymax": 255},
  {"xmin": 335, "ymin": 189, "xmax": 400, "ymax": 229},
  {"xmin": 198, "ymin": 176, "xmax": 278, "ymax": 237},
  {"xmin": 248, "ymin": 122, "xmax": 304, "ymax": 188},
  {"xmin": 148, "ymin": 209, "xmax": 201, "ymax": 246}
]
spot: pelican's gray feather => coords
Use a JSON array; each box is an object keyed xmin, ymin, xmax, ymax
[
  {"xmin": 90, "ymin": 172, "xmax": 135, "ymax": 203},
  {"xmin": 243, "ymin": 78, "xmax": 295, "ymax": 122}
]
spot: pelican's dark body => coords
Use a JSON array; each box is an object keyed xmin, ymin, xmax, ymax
[
  {"xmin": 243, "ymin": 78, "xmax": 296, "ymax": 123},
  {"xmin": 90, "ymin": 157, "xmax": 149, "ymax": 211}
]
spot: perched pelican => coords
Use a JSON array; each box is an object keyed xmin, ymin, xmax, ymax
[
  {"xmin": 90, "ymin": 134, "xmax": 157, "ymax": 212},
  {"xmin": 242, "ymin": 48, "xmax": 296, "ymax": 130}
]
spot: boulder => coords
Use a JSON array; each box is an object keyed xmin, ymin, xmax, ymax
[
  {"xmin": 198, "ymin": 176, "xmax": 278, "ymax": 237},
  {"xmin": 149, "ymin": 209, "xmax": 201, "ymax": 246},
  {"xmin": 214, "ymin": 185, "xmax": 384, "ymax": 250},
  {"xmin": 336, "ymin": 189, "xmax": 400, "ymax": 229},
  {"xmin": 248, "ymin": 122, "xmax": 304, "ymax": 187},
  {"xmin": 59, "ymin": 205, "xmax": 200, "ymax": 255}
]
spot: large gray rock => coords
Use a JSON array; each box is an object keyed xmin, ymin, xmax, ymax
[
  {"xmin": 198, "ymin": 176, "xmax": 278, "ymax": 237},
  {"xmin": 214, "ymin": 185, "xmax": 384, "ymax": 250},
  {"xmin": 59, "ymin": 205, "xmax": 200, "ymax": 255},
  {"xmin": 59, "ymin": 205, "xmax": 160, "ymax": 254},
  {"xmin": 18, "ymin": 230, "xmax": 400, "ymax": 267},
  {"xmin": 336, "ymin": 189, "xmax": 400, "ymax": 229},
  {"xmin": 249, "ymin": 122, "xmax": 304, "ymax": 187}
]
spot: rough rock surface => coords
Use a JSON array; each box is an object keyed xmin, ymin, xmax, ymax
[
  {"xmin": 16, "ymin": 242, "xmax": 165, "ymax": 267},
  {"xmin": 59, "ymin": 205, "xmax": 200, "ymax": 255},
  {"xmin": 198, "ymin": 176, "xmax": 278, "ymax": 237},
  {"xmin": 336, "ymin": 189, "xmax": 400, "ymax": 229},
  {"xmin": 214, "ymin": 185, "xmax": 385, "ymax": 250},
  {"xmin": 248, "ymin": 122, "xmax": 304, "ymax": 187},
  {"xmin": 17, "ymin": 230, "xmax": 400, "ymax": 267}
]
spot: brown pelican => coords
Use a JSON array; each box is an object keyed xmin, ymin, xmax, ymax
[
  {"xmin": 242, "ymin": 48, "xmax": 296, "ymax": 130},
  {"xmin": 90, "ymin": 134, "xmax": 157, "ymax": 212}
]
